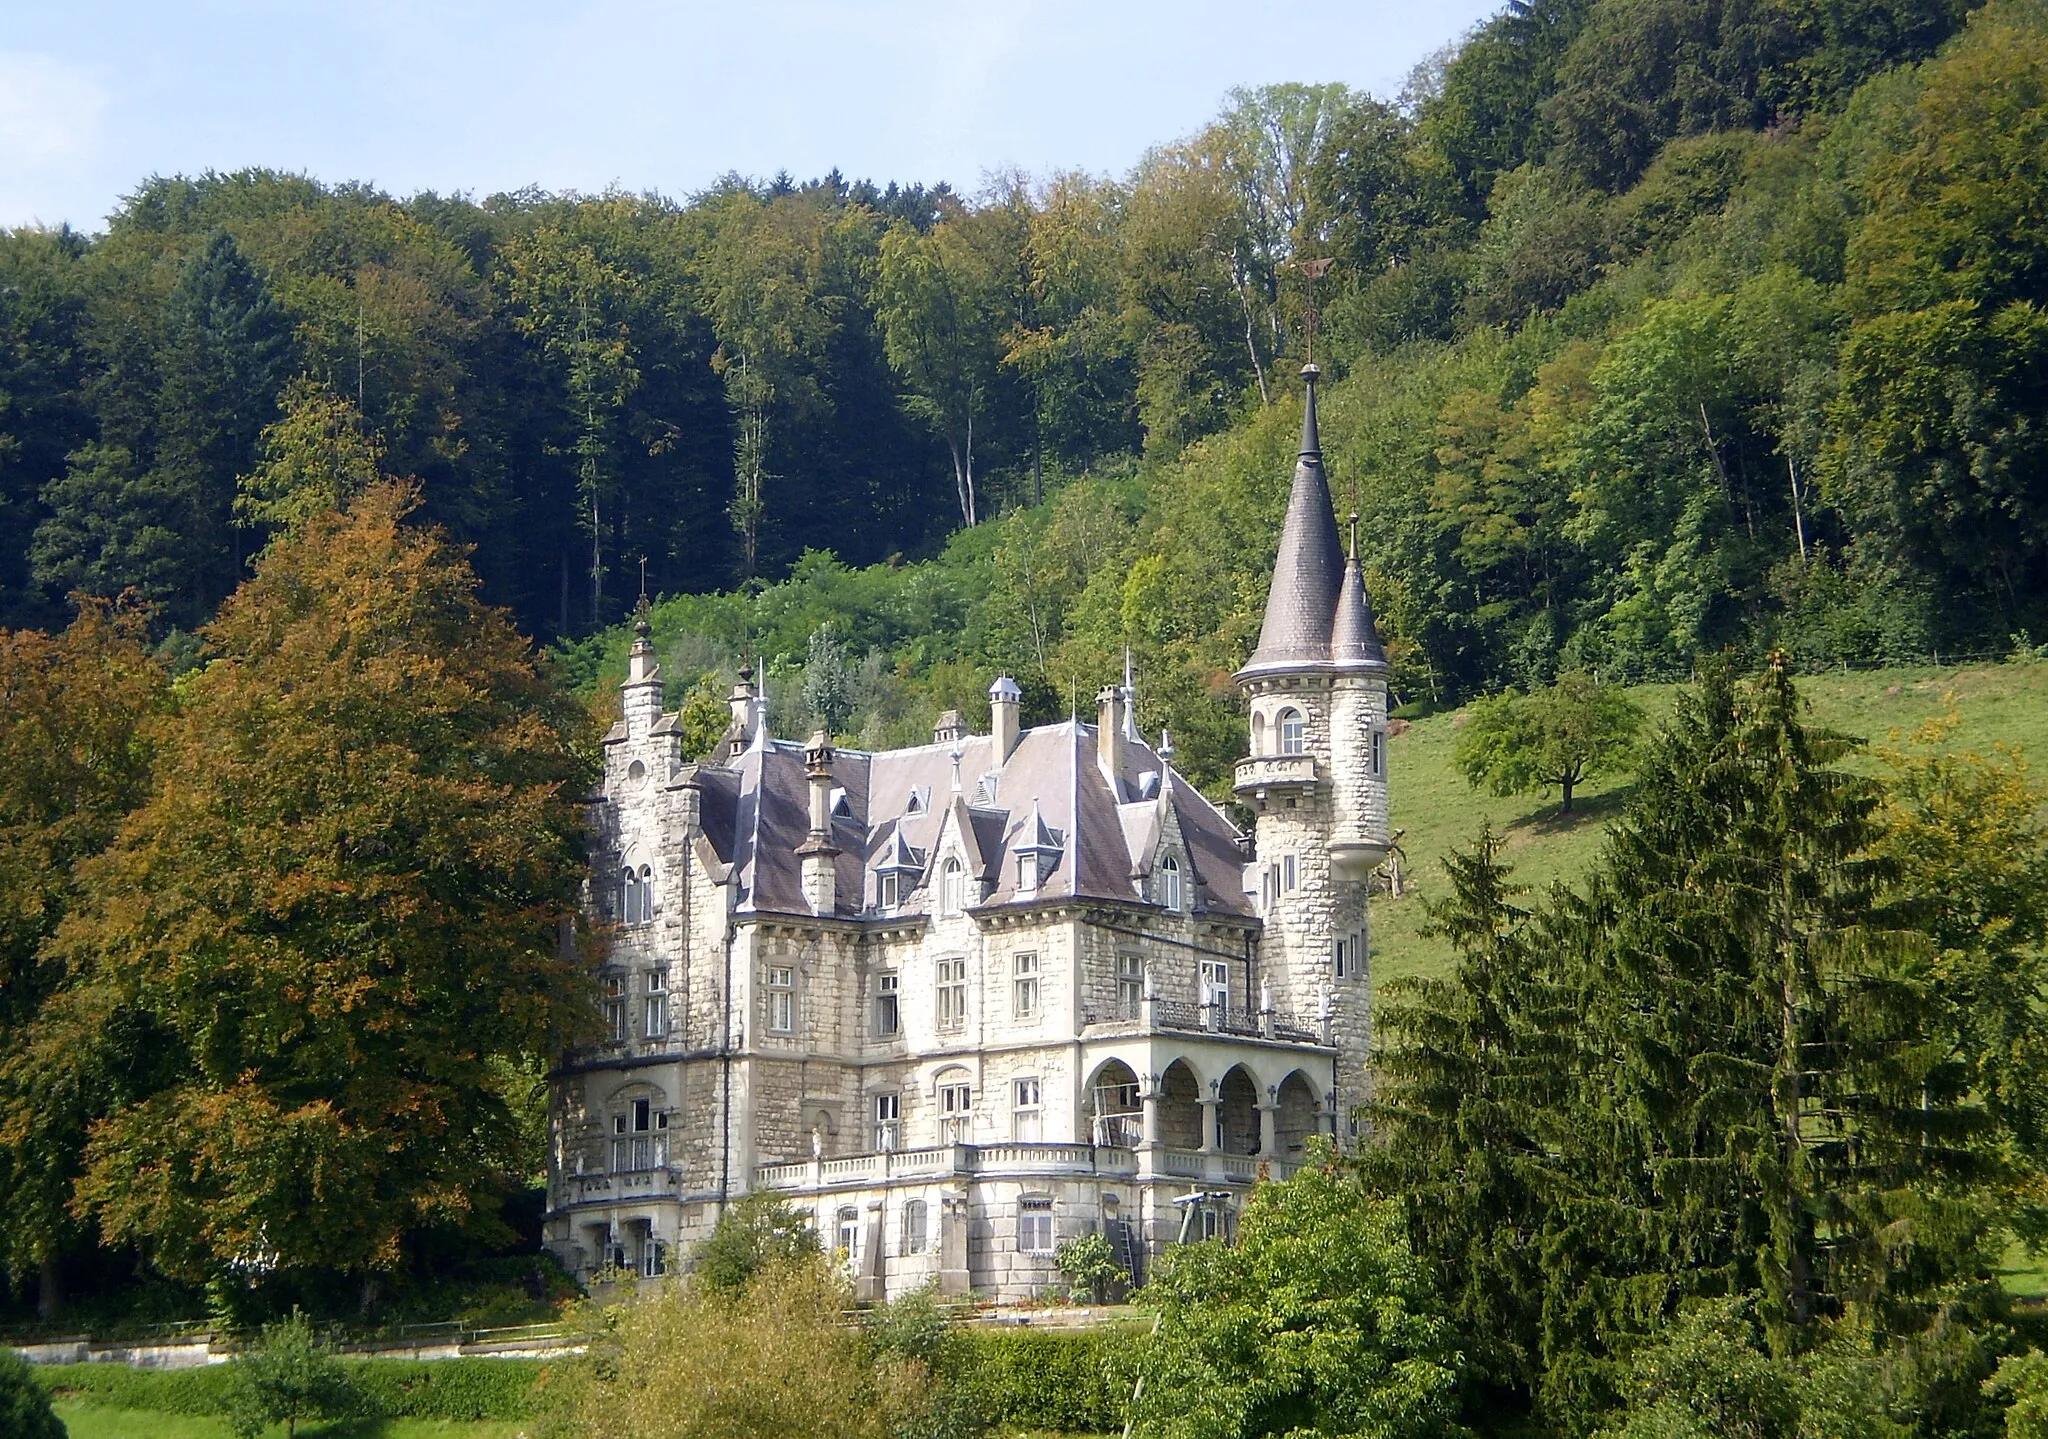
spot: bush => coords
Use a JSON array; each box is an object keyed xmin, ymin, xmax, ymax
[
  {"xmin": 956, "ymin": 1328, "xmax": 1136, "ymax": 1435},
  {"xmin": 226, "ymin": 1312, "xmax": 359, "ymax": 1439},
  {"xmin": 0, "ymin": 1347, "xmax": 65, "ymax": 1439},
  {"xmin": 35, "ymin": 1355, "xmax": 550, "ymax": 1422}
]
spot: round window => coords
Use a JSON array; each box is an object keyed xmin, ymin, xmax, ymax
[{"xmin": 627, "ymin": 759, "xmax": 648, "ymax": 786}]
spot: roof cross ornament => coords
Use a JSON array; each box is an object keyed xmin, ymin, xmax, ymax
[{"xmin": 1298, "ymin": 256, "xmax": 1334, "ymax": 368}]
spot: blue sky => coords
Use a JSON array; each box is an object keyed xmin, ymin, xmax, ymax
[{"xmin": 1, "ymin": 1, "xmax": 1503, "ymax": 232}]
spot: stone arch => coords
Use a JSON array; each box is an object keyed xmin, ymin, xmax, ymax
[
  {"xmin": 1275, "ymin": 1069, "xmax": 1322, "ymax": 1157},
  {"xmin": 1217, "ymin": 1064, "xmax": 1260, "ymax": 1155},
  {"xmin": 1251, "ymin": 710, "xmax": 1269, "ymax": 755},
  {"xmin": 810, "ymin": 1107, "xmax": 839, "ymax": 1158},
  {"xmin": 1277, "ymin": 706, "xmax": 1307, "ymax": 756},
  {"xmin": 1086, "ymin": 1059, "xmax": 1141, "ymax": 1148},
  {"xmin": 1158, "ymin": 1059, "xmax": 1203, "ymax": 1150}
]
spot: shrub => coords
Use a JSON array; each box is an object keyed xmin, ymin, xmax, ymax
[
  {"xmin": 34, "ymin": 1355, "xmax": 550, "ymax": 1422},
  {"xmin": 0, "ymin": 1347, "xmax": 65, "ymax": 1439},
  {"xmin": 226, "ymin": 1311, "xmax": 359, "ymax": 1439},
  {"xmin": 957, "ymin": 1328, "xmax": 1136, "ymax": 1435}
]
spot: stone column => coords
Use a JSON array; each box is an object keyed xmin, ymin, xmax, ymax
[
  {"xmin": 1197, "ymin": 1098, "xmax": 1221, "ymax": 1155},
  {"xmin": 1256, "ymin": 1100, "xmax": 1279, "ymax": 1159},
  {"xmin": 857, "ymin": 1199, "xmax": 887, "ymax": 1302},
  {"xmin": 938, "ymin": 1192, "xmax": 971, "ymax": 1297}
]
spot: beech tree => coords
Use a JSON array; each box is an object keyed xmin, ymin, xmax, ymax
[{"xmin": 51, "ymin": 481, "xmax": 595, "ymax": 1290}]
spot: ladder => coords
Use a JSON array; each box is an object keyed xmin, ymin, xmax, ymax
[{"xmin": 1108, "ymin": 1216, "xmax": 1141, "ymax": 1289}]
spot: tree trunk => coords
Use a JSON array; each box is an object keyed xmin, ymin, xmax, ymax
[
  {"xmin": 38, "ymin": 1252, "xmax": 63, "ymax": 1321},
  {"xmin": 1787, "ymin": 454, "xmax": 1808, "ymax": 563},
  {"xmin": 1239, "ymin": 283, "xmax": 1271, "ymax": 407},
  {"xmin": 1559, "ymin": 776, "xmax": 1575, "ymax": 814}
]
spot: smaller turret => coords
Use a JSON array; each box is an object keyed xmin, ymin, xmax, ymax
[
  {"xmin": 799, "ymin": 729, "xmax": 839, "ymax": 917},
  {"xmin": 623, "ymin": 600, "xmax": 663, "ymax": 738}
]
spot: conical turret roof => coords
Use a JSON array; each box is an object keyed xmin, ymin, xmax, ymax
[{"xmin": 1237, "ymin": 365, "xmax": 1387, "ymax": 680}]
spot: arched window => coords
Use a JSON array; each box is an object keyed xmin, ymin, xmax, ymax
[
  {"xmin": 620, "ymin": 865, "xmax": 654, "ymax": 924},
  {"xmin": 1159, "ymin": 854, "xmax": 1183, "ymax": 912},
  {"xmin": 940, "ymin": 857, "xmax": 963, "ymax": 915},
  {"xmin": 1278, "ymin": 708, "xmax": 1306, "ymax": 756},
  {"xmin": 901, "ymin": 1198, "xmax": 928, "ymax": 1255}
]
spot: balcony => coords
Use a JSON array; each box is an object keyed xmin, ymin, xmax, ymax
[
  {"xmin": 1085, "ymin": 999, "xmax": 1330, "ymax": 1047},
  {"xmin": 754, "ymin": 1142, "xmax": 1285, "ymax": 1193},
  {"xmin": 1233, "ymin": 754, "xmax": 1318, "ymax": 799}
]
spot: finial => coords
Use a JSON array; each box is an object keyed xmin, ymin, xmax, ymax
[
  {"xmin": 1348, "ymin": 511, "xmax": 1360, "ymax": 561},
  {"xmin": 1159, "ymin": 726, "xmax": 1175, "ymax": 765},
  {"xmin": 638, "ymin": 555, "xmax": 648, "ymax": 602},
  {"xmin": 632, "ymin": 592, "xmax": 651, "ymax": 642},
  {"xmin": 950, "ymin": 740, "xmax": 964, "ymax": 792}
]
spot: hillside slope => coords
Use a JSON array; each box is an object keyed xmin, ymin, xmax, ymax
[{"xmin": 1371, "ymin": 660, "xmax": 2048, "ymax": 992}]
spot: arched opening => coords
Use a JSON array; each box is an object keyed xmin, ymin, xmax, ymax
[
  {"xmin": 1275, "ymin": 1070, "xmax": 1321, "ymax": 1157},
  {"xmin": 1086, "ymin": 1059, "xmax": 1142, "ymax": 1148},
  {"xmin": 1217, "ymin": 1065, "xmax": 1260, "ymax": 1155},
  {"xmin": 810, "ymin": 1108, "xmax": 838, "ymax": 1159},
  {"xmin": 1158, "ymin": 1060, "xmax": 1203, "ymax": 1150},
  {"xmin": 1251, "ymin": 711, "xmax": 1268, "ymax": 755},
  {"xmin": 1278, "ymin": 708, "xmax": 1306, "ymax": 756},
  {"xmin": 940, "ymin": 857, "xmax": 963, "ymax": 915}
]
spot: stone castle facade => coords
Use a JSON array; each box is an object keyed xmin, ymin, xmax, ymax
[{"xmin": 543, "ymin": 365, "xmax": 1392, "ymax": 1300}]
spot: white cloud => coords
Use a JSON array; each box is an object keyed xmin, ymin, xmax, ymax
[{"xmin": 0, "ymin": 50, "xmax": 108, "ymax": 168}]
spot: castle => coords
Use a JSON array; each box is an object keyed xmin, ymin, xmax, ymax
[{"xmin": 543, "ymin": 365, "xmax": 1391, "ymax": 1300}]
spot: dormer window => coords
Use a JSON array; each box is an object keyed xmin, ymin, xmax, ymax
[
  {"xmin": 1279, "ymin": 708, "xmax": 1306, "ymax": 756},
  {"xmin": 1159, "ymin": 854, "xmax": 1183, "ymax": 913},
  {"xmin": 873, "ymin": 830, "xmax": 925, "ymax": 913},
  {"xmin": 1019, "ymin": 852, "xmax": 1040, "ymax": 891},
  {"xmin": 880, "ymin": 872, "xmax": 902, "ymax": 910},
  {"xmin": 905, "ymin": 787, "xmax": 928, "ymax": 816}
]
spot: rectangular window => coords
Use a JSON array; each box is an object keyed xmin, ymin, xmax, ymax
[
  {"xmin": 1116, "ymin": 954, "xmax": 1145, "ymax": 1017},
  {"xmin": 767, "ymin": 966, "xmax": 795, "ymax": 1034},
  {"xmin": 939, "ymin": 1081, "xmax": 972, "ymax": 1142},
  {"xmin": 1200, "ymin": 958, "xmax": 1230, "ymax": 1011},
  {"xmin": 935, "ymin": 957, "xmax": 967, "ymax": 1031},
  {"xmin": 1371, "ymin": 728, "xmax": 1385, "ymax": 778},
  {"xmin": 1014, "ymin": 1077, "xmax": 1042, "ymax": 1142},
  {"xmin": 610, "ymin": 1100, "xmax": 669, "ymax": 1172},
  {"xmin": 880, "ymin": 871, "xmax": 900, "ymax": 910},
  {"xmin": 901, "ymin": 1199, "xmax": 928, "ymax": 1255},
  {"xmin": 1018, "ymin": 1197, "xmax": 1054, "ymax": 1253},
  {"xmin": 1334, "ymin": 939, "xmax": 1348, "ymax": 980},
  {"xmin": 641, "ymin": 1238, "xmax": 667, "ymax": 1279},
  {"xmin": 873, "ymin": 1092, "xmax": 901, "ymax": 1152},
  {"xmin": 1282, "ymin": 854, "xmax": 1297, "ymax": 892},
  {"xmin": 1012, "ymin": 952, "xmax": 1040, "ymax": 1020},
  {"xmin": 874, "ymin": 972, "xmax": 900, "ymax": 1037},
  {"xmin": 644, "ymin": 969, "xmax": 669, "ymax": 1039},
  {"xmin": 604, "ymin": 974, "xmax": 628, "ymax": 1042}
]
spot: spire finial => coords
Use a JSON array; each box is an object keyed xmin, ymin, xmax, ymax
[{"xmin": 1348, "ymin": 510, "xmax": 1360, "ymax": 561}]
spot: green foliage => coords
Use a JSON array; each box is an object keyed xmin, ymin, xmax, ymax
[
  {"xmin": 689, "ymin": 1192, "xmax": 824, "ymax": 1297},
  {"xmin": 954, "ymin": 1328, "xmax": 1136, "ymax": 1435},
  {"xmin": 225, "ymin": 1310, "xmax": 358, "ymax": 1439},
  {"xmin": 0, "ymin": 1346, "xmax": 66, "ymax": 1439},
  {"xmin": 1990, "ymin": 1350, "xmax": 2048, "ymax": 1438},
  {"xmin": 34, "ymin": 1357, "xmax": 549, "ymax": 1422},
  {"xmin": 1053, "ymin": 1231, "xmax": 1126, "ymax": 1303},
  {"xmin": 1134, "ymin": 1155, "xmax": 1467, "ymax": 1439},
  {"xmin": 1453, "ymin": 672, "xmax": 1642, "ymax": 812}
]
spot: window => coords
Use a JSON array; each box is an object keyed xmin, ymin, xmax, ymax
[
  {"xmin": 1012, "ymin": 952, "xmax": 1040, "ymax": 1019},
  {"xmin": 1018, "ymin": 851, "xmax": 1040, "ymax": 891},
  {"xmin": 836, "ymin": 1206, "xmax": 861, "ymax": 1260},
  {"xmin": 604, "ymin": 975, "xmax": 628, "ymax": 1042},
  {"xmin": 644, "ymin": 968, "xmax": 669, "ymax": 1039},
  {"xmin": 935, "ymin": 957, "xmax": 967, "ymax": 1032},
  {"xmin": 1334, "ymin": 938, "xmax": 1349, "ymax": 980},
  {"xmin": 1282, "ymin": 854, "xmax": 1297, "ymax": 892},
  {"xmin": 1200, "ymin": 959, "xmax": 1230, "ymax": 1010},
  {"xmin": 1279, "ymin": 708, "xmax": 1306, "ymax": 756},
  {"xmin": 938, "ymin": 1079, "xmax": 972, "ymax": 1142},
  {"xmin": 767, "ymin": 966, "xmax": 795, "ymax": 1034},
  {"xmin": 874, "ymin": 972, "xmax": 900, "ymax": 1037},
  {"xmin": 1116, "ymin": 954, "xmax": 1145, "ymax": 1017},
  {"xmin": 1017, "ymin": 1196, "xmax": 1054, "ymax": 1253},
  {"xmin": 609, "ymin": 1097, "xmax": 669, "ymax": 1172},
  {"xmin": 1201, "ymin": 1207, "xmax": 1224, "ymax": 1242},
  {"xmin": 1159, "ymin": 855, "xmax": 1183, "ymax": 912},
  {"xmin": 1014, "ymin": 1077, "xmax": 1042, "ymax": 1142},
  {"xmin": 1336, "ymin": 931, "xmax": 1363, "ymax": 980},
  {"xmin": 1371, "ymin": 728, "xmax": 1385, "ymax": 778},
  {"xmin": 620, "ymin": 865, "xmax": 653, "ymax": 924},
  {"xmin": 873, "ymin": 1092, "xmax": 901, "ymax": 1151},
  {"xmin": 901, "ymin": 1199, "xmax": 928, "ymax": 1255},
  {"xmin": 940, "ymin": 857, "xmax": 964, "ymax": 915},
  {"xmin": 640, "ymin": 1236, "xmax": 667, "ymax": 1278},
  {"xmin": 879, "ymin": 871, "xmax": 901, "ymax": 910}
]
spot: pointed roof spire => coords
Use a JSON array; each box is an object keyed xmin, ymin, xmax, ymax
[{"xmin": 1237, "ymin": 363, "xmax": 1348, "ymax": 680}]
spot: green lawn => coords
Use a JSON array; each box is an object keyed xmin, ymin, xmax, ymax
[
  {"xmin": 1373, "ymin": 659, "xmax": 2048, "ymax": 992},
  {"xmin": 51, "ymin": 1404, "xmax": 533, "ymax": 1439}
]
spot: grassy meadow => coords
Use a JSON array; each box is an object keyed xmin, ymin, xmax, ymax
[
  {"xmin": 1372, "ymin": 659, "xmax": 2048, "ymax": 992},
  {"xmin": 49, "ymin": 1406, "xmax": 530, "ymax": 1439}
]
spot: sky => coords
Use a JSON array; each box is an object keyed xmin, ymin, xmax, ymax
[{"xmin": 0, "ymin": 0, "xmax": 1504, "ymax": 232}]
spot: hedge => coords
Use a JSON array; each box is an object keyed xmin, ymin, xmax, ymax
[
  {"xmin": 35, "ymin": 1357, "xmax": 553, "ymax": 1421},
  {"xmin": 954, "ymin": 1327, "xmax": 1138, "ymax": 1435}
]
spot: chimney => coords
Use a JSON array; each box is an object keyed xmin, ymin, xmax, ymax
[
  {"xmin": 1096, "ymin": 685, "xmax": 1125, "ymax": 789},
  {"xmin": 724, "ymin": 666, "xmax": 757, "ymax": 760},
  {"xmin": 989, "ymin": 675, "xmax": 1021, "ymax": 762},
  {"xmin": 798, "ymin": 729, "xmax": 840, "ymax": 917},
  {"xmin": 623, "ymin": 602, "xmax": 662, "ymax": 737},
  {"xmin": 933, "ymin": 709, "xmax": 966, "ymax": 745}
]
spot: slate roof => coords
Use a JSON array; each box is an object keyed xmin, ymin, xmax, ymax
[
  {"xmin": 698, "ymin": 720, "xmax": 1254, "ymax": 922},
  {"xmin": 1237, "ymin": 365, "xmax": 1389, "ymax": 679}
]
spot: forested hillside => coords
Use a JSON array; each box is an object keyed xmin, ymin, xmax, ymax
[{"xmin": 5, "ymin": 0, "xmax": 2042, "ymax": 769}]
